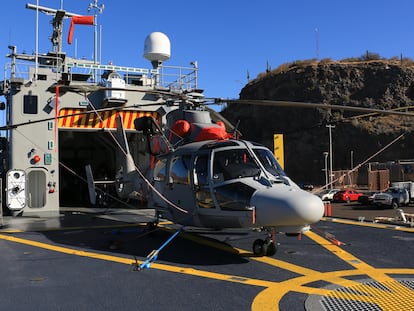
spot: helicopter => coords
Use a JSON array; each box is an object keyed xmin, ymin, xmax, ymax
[
  {"xmin": 7, "ymin": 2, "xmax": 414, "ymax": 258},
  {"xmin": 1, "ymin": 3, "xmax": 327, "ymax": 257},
  {"xmin": 86, "ymin": 85, "xmax": 414, "ymax": 258},
  {"xmin": 90, "ymin": 98, "xmax": 326, "ymax": 256},
  {"xmin": 5, "ymin": 3, "xmax": 414, "ymax": 258}
]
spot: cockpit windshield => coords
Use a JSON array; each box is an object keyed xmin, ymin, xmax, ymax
[
  {"xmin": 213, "ymin": 149, "xmax": 260, "ymax": 182},
  {"xmin": 253, "ymin": 148, "xmax": 286, "ymax": 178}
]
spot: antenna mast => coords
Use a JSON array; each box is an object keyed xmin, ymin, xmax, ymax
[
  {"xmin": 88, "ymin": 0, "xmax": 104, "ymax": 82},
  {"xmin": 26, "ymin": 3, "xmax": 80, "ymax": 54}
]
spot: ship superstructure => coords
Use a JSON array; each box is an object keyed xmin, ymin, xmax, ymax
[{"xmin": 0, "ymin": 3, "xmax": 199, "ymax": 216}]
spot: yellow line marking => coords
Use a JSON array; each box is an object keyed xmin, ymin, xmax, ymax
[
  {"xmin": 179, "ymin": 228, "xmax": 400, "ymax": 290},
  {"xmin": 173, "ymin": 226, "xmax": 391, "ymax": 308},
  {"xmin": 0, "ymin": 233, "xmax": 273, "ymax": 288},
  {"xmin": 251, "ymin": 267, "xmax": 414, "ymax": 311},
  {"xmin": 251, "ymin": 230, "xmax": 414, "ymax": 310},
  {"xmin": 0, "ymin": 233, "xmax": 134, "ymax": 264},
  {"xmin": 304, "ymin": 230, "xmax": 414, "ymax": 310},
  {"xmin": 306, "ymin": 230, "xmax": 400, "ymax": 282},
  {"xmin": 171, "ymin": 227, "xmax": 377, "ymax": 290},
  {"xmin": 0, "ymin": 221, "xmax": 173, "ymax": 234},
  {"xmin": 2, "ymin": 223, "xmax": 414, "ymax": 311},
  {"xmin": 322, "ymin": 217, "xmax": 414, "ymax": 232}
]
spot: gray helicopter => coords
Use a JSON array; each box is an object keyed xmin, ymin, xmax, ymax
[
  {"xmin": 1, "ymin": 3, "xmax": 325, "ymax": 257},
  {"xmin": 150, "ymin": 138, "xmax": 324, "ymax": 256},
  {"xmin": 101, "ymin": 100, "xmax": 325, "ymax": 256}
]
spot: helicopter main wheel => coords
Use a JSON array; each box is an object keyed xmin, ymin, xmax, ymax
[
  {"xmin": 253, "ymin": 239, "xmax": 267, "ymax": 256},
  {"xmin": 253, "ymin": 238, "xmax": 277, "ymax": 256},
  {"xmin": 266, "ymin": 241, "xmax": 277, "ymax": 256}
]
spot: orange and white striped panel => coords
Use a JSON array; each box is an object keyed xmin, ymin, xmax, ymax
[{"xmin": 58, "ymin": 109, "xmax": 159, "ymax": 130}]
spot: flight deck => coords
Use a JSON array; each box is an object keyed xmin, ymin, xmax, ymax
[
  {"xmin": 1, "ymin": 203, "xmax": 413, "ymax": 311},
  {"xmin": 1, "ymin": 3, "xmax": 413, "ymax": 310}
]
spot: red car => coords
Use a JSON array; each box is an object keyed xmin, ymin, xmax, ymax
[{"xmin": 333, "ymin": 190, "xmax": 363, "ymax": 203}]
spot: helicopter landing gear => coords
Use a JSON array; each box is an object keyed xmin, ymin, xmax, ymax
[
  {"xmin": 145, "ymin": 221, "xmax": 158, "ymax": 232},
  {"xmin": 252, "ymin": 228, "xmax": 277, "ymax": 256},
  {"xmin": 145, "ymin": 211, "xmax": 161, "ymax": 234}
]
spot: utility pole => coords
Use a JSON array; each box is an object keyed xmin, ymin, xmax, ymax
[
  {"xmin": 326, "ymin": 124, "xmax": 335, "ymax": 188},
  {"xmin": 323, "ymin": 152, "xmax": 329, "ymax": 189},
  {"xmin": 350, "ymin": 150, "xmax": 354, "ymax": 169}
]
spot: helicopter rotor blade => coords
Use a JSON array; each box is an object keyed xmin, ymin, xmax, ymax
[
  {"xmin": 222, "ymin": 99, "xmax": 414, "ymax": 118},
  {"xmin": 114, "ymin": 115, "xmax": 137, "ymax": 176}
]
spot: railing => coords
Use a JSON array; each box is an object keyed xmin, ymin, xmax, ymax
[
  {"xmin": 159, "ymin": 64, "xmax": 198, "ymax": 91},
  {"xmin": 4, "ymin": 57, "xmax": 199, "ymax": 92}
]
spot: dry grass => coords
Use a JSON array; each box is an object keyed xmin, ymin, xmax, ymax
[{"xmin": 257, "ymin": 53, "xmax": 414, "ymax": 81}]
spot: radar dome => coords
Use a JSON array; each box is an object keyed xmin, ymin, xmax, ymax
[{"xmin": 144, "ymin": 32, "xmax": 171, "ymax": 63}]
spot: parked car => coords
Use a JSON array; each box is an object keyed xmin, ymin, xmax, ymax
[
  {"xmin": 317, "ymin": 188, "xmax": 340, "ymax": 201},
  {"xmin": 391, "ymin": 181, "xmax": 414, "ymax": 203},
  {"xmin": 373, "ymin": 187, "xmax": 409, "ymax": 209},
  {"xmin": 357, "ymin": 192, "xmax": 376, "ymax": 205},
  {"xmin": 333, "ymin": 189, "xmax": 363, "ymax": 203}
]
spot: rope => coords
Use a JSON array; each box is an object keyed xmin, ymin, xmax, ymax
[
  {"xmin": 314, "ymin": 132, "xmax": 406, "ymax": 192},
  {"xmin": 11, "ymin": 94, "xmax": 188, "ymax": 214},
  {"xmin": 85, "ymin": 96, "xmax": 189, "ymax": 214}
]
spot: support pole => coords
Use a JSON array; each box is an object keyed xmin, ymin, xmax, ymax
[{"xmin": 326, "ymin": 125, "xmax": 335, "ymax": 188}]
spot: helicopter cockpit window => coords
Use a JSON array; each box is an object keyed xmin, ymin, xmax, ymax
[
  {"xmin": 214, "ymin": 182, "xmax": 255, "ymax": 211},
  {"xmin": 253, "ymin": 148, "xmax": 286, "ymax": 177},
  {"xmin": 170, "ymin": 155, "xmax": 191, "ymax": 185},
  {"xmin": 154, "ymin": 158, "xmax": 167, "ymax": 182},
  {"xmin": 194, "ymin": 154, "xmax": 214, "ymax": 208},
  {"xmin": 194, "ymin": 154, "xmax": 209, "ymax": 186},
  {"xmin": 213, "ymin": 149, "xmax": 260, "ymax": 182}
]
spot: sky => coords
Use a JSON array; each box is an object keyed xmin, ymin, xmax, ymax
[{"xmin": 1, "ymin": 0, "xmax": 414, "ymax": 103}]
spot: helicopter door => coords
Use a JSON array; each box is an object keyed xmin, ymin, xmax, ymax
[
  {"xmin": 164, "ymin": 155, "xmax": 197, "ymax": 223},
  {"xmin": 194, "ymin": 154, "xmax": 214, "ymax": 209}
]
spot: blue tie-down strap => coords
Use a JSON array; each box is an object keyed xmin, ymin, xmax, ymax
[{"xmin": 133, "ymin": 225, "xmax": 185, "ymax": 271}]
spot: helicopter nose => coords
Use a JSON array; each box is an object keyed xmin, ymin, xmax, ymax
[{"xmin": 250, "ymin": 186, "xmax": 324, "ymax": 228}]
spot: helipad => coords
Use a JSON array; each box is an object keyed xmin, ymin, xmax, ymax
[
  {"xmin": 0, "ymin": 207, "xmax": 413, "ymax": 310},
  {"xmin": 306, "ymin": 278, "xmax": 414, "ymax": 311}
]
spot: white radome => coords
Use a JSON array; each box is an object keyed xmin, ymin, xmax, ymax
[{"xmin": 143, "ymin": 32, "xmax": 171, "ymax": 62}]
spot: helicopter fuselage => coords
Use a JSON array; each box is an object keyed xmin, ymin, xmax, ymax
[{"xmin": 151, "ymin": 139, "xmax": 324, "ymax": 235}]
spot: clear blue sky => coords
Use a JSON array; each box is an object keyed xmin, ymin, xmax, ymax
[{"xmin": 1, "ymin": 0, "xmax": 414, "ymax": 102}]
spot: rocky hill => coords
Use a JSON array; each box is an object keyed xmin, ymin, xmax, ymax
[{"xmin": 221, "ymin": 58, "xmax": 414, "ymax": 185}]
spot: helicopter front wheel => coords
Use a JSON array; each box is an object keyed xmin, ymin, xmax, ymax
[{"xmin": 253, "ymin": 238, "xmax": 277, "ymax": 256}]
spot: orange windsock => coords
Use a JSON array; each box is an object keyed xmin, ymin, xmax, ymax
[{"xmin": 68, "ymin": 15, "xmax": 94, "ymax": 44}]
